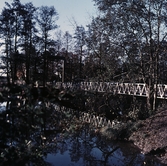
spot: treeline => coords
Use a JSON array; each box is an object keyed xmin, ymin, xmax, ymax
[
  {"xmin": 1, "ymin": 0, "xmax": 167, "ymax": 111},
  {"xmin": 0, "ymin": 0, "xmax": 88, "ymax": 85},
  {"xmin": 91, "ymin": 0, "xmax": 167, "ymax": 111}
]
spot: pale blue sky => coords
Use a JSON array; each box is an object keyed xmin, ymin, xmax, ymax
[{"xmin": 0, "ymin": 0, "xmax": 97, "ymax": 33}]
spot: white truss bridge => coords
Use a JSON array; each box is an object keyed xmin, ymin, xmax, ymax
[{"xmin": 55, "ymin": 82, "xmax": 167, "ymax": 99}]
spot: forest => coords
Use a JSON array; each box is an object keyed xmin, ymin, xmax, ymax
[
  {"xmin": 0, "ymin": 0, "xmax": 167, "ymax": 165},
  {"xmin": 1, "ymin": 0, "xmax": 167, "ymax": 112}
]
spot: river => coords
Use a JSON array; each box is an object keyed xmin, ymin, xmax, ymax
[{"xmin": 0, "ymin": 100, "xmax": 165, "ymax": 166}]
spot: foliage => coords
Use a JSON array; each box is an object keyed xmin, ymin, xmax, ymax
[
  {"xmin": 0, "ymin": 0, "xmax": 167, "ymax": 122},
  {"xmin": 0, "ymin": 84, "xmax": 78, "ymax": 165},
  {"xmin": 90, "ymin": 0, "xmax": 167, "ymax": 111}
]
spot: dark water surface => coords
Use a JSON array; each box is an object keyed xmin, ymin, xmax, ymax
[
  {"xmin": 0, "ymin": 101, "xmax": 164, "ymax": 166},
  {"xmin": 43, "ymin": 130, "xmax": 163, "ymax": 166}
]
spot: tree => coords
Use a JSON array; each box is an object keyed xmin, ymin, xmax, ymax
[
  {"xmin": 93, "ymin": 0, "xmax": 167, "ymax": 111},
  {"xmin": 63, "ymin": 31, "xmax": 73, "ymax": 52},
  {"xmin": 20, "ymin": 2, "xmax": 37, "ymax": 84},
  {"xmin": 74, "ymin": 26, "xmax": 86, "ymax": 79},
  {"xmin": 0, "ymin": 3, "xmax": 14, "ymax": 84},
  {"xmin": 85, "ymin": 17, "xmax": 122, "ymax": 81},
  {"xmin": 0, "ymin": 0, "xmax": 24, "ymax": 84},
  {"xmin": 35, "ymin": 6, "xmax": 59, "ymax": 86}
]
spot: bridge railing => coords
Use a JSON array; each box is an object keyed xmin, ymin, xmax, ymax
[{"xmin": 55, "ymin": 82, "xmax": 167, "ymax": 99}]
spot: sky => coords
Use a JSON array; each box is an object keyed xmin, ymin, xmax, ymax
[{"xmin": 0, "ymin": 0, "xmax": 97, "ymax": 34}]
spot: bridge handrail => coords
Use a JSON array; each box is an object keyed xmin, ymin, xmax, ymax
[{"xmin": 54, "ymin": 82, "xmax": 167, "ymax": 99}]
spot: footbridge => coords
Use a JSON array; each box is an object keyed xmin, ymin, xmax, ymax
[{"xmin": 55, "ymin": 82, "xmax": 167, "ymax": 99}]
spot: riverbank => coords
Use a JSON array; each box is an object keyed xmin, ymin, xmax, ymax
[
  {"xmin": 129, "ymin": 108, "xmax": 167, "ymax": 165},
  {"xmin": 97, "ymin": 107, "xmax": 167, "ymax": 165}
]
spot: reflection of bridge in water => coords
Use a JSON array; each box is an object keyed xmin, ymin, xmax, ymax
[
  {"xmin": 53, "ymin": 104, "xmax": 118, "ymax": 129},
  {"xmin": 55, "ymin": 82, "xmax": 167, "ymax": 99}
]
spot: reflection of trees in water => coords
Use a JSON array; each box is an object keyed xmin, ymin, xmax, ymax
[
  {"xmin": 0, "ymin": 90, "xmax": 163, "ymax": 166},
  {"xmin": 68, "ymin": 124, "xmax": 162, "ymax": 166},
  {"xmin": 0, "ymin": 93, "xmax": 73, "ymax": 165},
  {"xmin": 69, "ymin": 125, "xmax": 98, "ymax": 165},
  {"xmin": 68, "ymin": 128, "xmax": 119, "ymax": 166}
]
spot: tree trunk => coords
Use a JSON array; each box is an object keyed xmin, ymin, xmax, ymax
[{"xmin": 147, "ymin": 77, "xmax": 154, "ymax": 113}]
